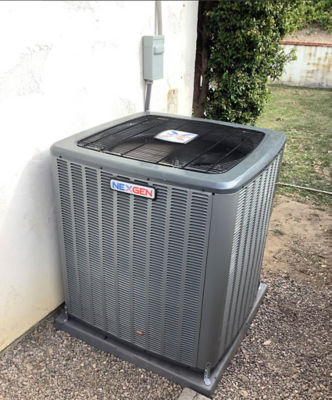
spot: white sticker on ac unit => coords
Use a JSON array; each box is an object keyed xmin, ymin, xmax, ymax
[{"xmin": 155, "ymin": 130, "xmax": 198, "ymax": 144}]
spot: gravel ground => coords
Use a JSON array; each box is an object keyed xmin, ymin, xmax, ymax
[
  {"xmin": 0, "ymin": 271, "xmax": 330, "ymax": 400},
  {"xmin": 214, "ymin": 273, "xmax": 330, "ymax": 400}
]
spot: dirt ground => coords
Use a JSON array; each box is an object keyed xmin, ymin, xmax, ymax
[
  {"xmin": 263, "ymin": 195, "xmax": 331, "ymax": 286},
  {"xmin": 283, "ymin": 26, "xmax": 332, "ymax": 44}
]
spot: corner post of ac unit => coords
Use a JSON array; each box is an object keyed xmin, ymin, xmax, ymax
[
  {"xmin": 64, "ymin": 304, "xmax": 69, "ymax": 322},
  {"xmin": 204, "ymin": 362, "xmax": 211, "ymax": 386}
]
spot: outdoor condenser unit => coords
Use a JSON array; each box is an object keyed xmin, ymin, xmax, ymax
[{"xmin": 52, "ymin": 113, "xmax": 285, "ymax": 396}]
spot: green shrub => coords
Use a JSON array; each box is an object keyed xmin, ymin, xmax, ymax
[
  {"xmin": 283, "ymin": 0, "xmax": 332, "ymax": 33},
  {"xmin": 302, "ymin": 0, "xmax": 332, "ymax": 33},
  {"xmin": 193, "ymin": 0, "xmax": 331, "ymax": 124},
  {"xmin": 195, "ymin": 1, "xmax": 297, "ymax": 124}
]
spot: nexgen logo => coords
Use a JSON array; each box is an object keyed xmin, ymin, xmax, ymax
[{"xmin": 110, "ymin": 179, "xmax": 155, "ymax": 199}]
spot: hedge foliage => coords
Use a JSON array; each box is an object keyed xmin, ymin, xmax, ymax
[
  {"xmin": 202, "ymin": 1, "xmax": 297, "ymax": 124},
  {"xmin": 295, "ymin": 0, "xmax": 332, "ymax": 33},
  {"xmin": 193, "ymin": 0, "xmax": 331, "ymax": 124}
]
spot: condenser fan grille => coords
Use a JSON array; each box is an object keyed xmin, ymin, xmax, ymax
[{"xmin": 78, "ymin": 116, "xmax": 264, "ymax": 174}]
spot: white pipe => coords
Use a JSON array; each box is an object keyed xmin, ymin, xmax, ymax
[{"xmin": 155, "ymin": 1, "xmax": 162, "ymax": 36}]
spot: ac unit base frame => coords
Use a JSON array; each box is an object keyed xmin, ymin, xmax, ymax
[{"xmin": 55, "ymin": 283, "xmax": 266, "ymax": 397}]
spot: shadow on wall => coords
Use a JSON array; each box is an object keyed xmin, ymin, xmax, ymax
[{"xmin": 0, "ymin": 150, "xmax": 63, "ymax": 351}]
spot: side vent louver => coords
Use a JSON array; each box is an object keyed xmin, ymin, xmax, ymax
[
  {"xmin": 56, "ymin": 159, "xmax": 212, "ymax": 367},
  {"xmin": 219, "ymin": 154, "xmax": 281, "ymax": 353}
]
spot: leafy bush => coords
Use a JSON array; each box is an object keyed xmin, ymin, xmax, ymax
[
  {"xmin": 193, "ymin": 1, "xmax": 297, "ymax": 124},
  {"xmin": 283, "ymin": 0, "xmax": 332, "ymax": 33},
  {"xmin": 301, "ymin": 0, "xmax": 332, "ymax": 33}
]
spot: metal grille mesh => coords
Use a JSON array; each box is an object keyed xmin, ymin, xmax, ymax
[
  {"xmin": 77, "ymin": 116, "xmax": 265, "ymax": 174},
  {"xmin": 219, "ymin": 153, "xmax": 282, "ymax": 353},
  {"xmin": 56, "ymin": 159, "xmax": 212, "ymax": 367}
]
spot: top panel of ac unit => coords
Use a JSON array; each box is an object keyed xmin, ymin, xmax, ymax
[{"xmin": 77, "ymin": 116, "xmax": 265, "ymax": 174}]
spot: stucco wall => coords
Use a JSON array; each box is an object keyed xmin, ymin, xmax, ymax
[
  {"xmin": 277, "ymin": 43, "xmax": 332, "ymax": 88},
  {"xmin": 0, "ymin": 1, "xmax": 198, "ymax": 351}
]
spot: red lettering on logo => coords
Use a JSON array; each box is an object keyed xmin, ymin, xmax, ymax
[
  {"xmin": 131, "ymin": 186, "xmax": 154, "ymax": 198},
  {"xmin": 145, "ymin": 189, "xmax": 153, "ymax": 198}
]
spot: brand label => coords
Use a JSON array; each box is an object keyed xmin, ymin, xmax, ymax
[
  {"xmin": 110, "ymin": 179, "xmax": 155, "ymax": 199},
  {"xmin": 154, "ymin": 130, "xmax": 198, "ymax": 144}
]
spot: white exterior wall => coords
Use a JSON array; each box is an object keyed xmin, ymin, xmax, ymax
[
  {"xmin": 277, "ymin": 44, "xmax": 332, "ymax": 88},
  {"xmin": 0, "ymin": 1, "xmax": 198, "ymax": 351}
]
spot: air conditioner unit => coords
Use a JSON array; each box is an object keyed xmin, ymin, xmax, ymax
[{"xmin": 52, "ymin": 113, "xmax": 285, "ymax": 396}]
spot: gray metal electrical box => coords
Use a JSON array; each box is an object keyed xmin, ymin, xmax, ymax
[
  {"xmin": 143, "ymin": 35, "xmax": 164, "ymax": 80},
  {"xmin": 52, "ymin": 113, "xmax": 285, "ymax": 396}
]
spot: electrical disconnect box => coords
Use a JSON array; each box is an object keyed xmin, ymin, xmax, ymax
[{"xmin": 143, "ymin": 35, "xmax": 164, "ymax": 80}]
